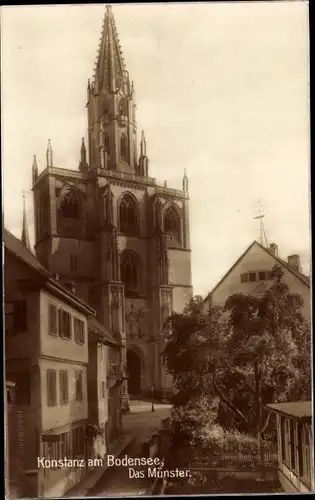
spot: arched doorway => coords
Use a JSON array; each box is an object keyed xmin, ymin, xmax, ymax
[{"xmin": 127, "ymin": 349, "xmax": 141, "ymax": 396}]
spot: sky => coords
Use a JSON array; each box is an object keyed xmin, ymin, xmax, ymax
[{"xmin": 1, "ymin": 2, "xmax": 310, "ymax": 297}]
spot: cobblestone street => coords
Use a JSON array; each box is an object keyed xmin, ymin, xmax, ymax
[{"xmin": 88, "ymin": 400, "xmax": 171, "ymax": 497}]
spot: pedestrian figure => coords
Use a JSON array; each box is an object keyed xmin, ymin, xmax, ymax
[{"xmin": 150, "ymin": 385, "xmax": 155, "ymax": 412}]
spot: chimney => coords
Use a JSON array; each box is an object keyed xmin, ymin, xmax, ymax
[
  {"xmin": 287, "ymin": 254, "xmax": 301, "ymax": 273},
  {"xmin": 269, "ymin": 243, "xmax": 278, "ymax": 257}
]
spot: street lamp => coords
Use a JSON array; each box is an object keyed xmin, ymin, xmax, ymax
[{"xmin": 150, "ymin": 385, "xmax": 155, "ymax": 412}]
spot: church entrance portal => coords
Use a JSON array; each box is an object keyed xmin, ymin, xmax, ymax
[{"xmin": 127, "ymin": 349, "xmax": 141, "ymax": 396}]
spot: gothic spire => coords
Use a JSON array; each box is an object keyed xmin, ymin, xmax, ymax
[
  {"xmin": 79, "ymin": 138, "xmax": 89, "ymax": 173},
  {"xmin": 93, "ymin": 5, "xmax": 130, "ymax": 94},
  {"xmin": 46, "ymin": 139, "xmax": 53, "ymax": 167},
  {"xmin": 21, "ymin": 194, "xmax": 31, "ymax": 251},
  {"xmin": 81, "ymin": 138, "xmax": 87, "ymax": 163}
]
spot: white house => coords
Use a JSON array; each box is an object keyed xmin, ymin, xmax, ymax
[{"xmin": 204, "ymin": 241, "xmax": 310, "ymax": 323}]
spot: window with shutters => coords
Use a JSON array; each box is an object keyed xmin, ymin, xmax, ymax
[
  {"xmin": 48, "ymin": 304, "xmax": 58, "ymax": 335},
  {"xmin": 59, "ymin": 309, "xmax": 71, "ymax": 339},
  {"xmin": 249, "ymin": 272, "xmax": 257, "ymax": 282},
  {"xmin": 47, "ymin": 370, "xmax": 57, "ymax": 406},
  {"xmin": 5, "ymin": 300, "xmax": 27, "ymax": 333},
  {"xmin": 59, "ymin": 370, "xmax": 69, "ymax": 404},
  {"xmin": 258, "ymin": 271, "xmax": 267, "ymax": 281},
  {"xmin": 75, "ymin": 371, "xmax": 83, "ymax": 401},
  {"xmin": 74, "ymin": 317, "xmax": 85, "ymax": 344}
]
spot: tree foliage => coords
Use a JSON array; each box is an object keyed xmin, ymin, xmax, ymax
[{"xmin": 162, "ymin": 283, "xmax": 311, "ymax": 439}]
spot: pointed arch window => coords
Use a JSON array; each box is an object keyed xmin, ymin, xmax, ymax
[
  {"xmin": 120, "ymin": 134, "xmax": 127, "ymax": 161},
  {"xmin": 119, "ymin": 193, "xmax": 138, "ymax": 235},
  {"xmin": 104, "ymin": 133, "xmax": 110, "ymax": 155},
  {"xmin": 59, "ymin": 189, "xmax": 81, "ymax": 220},
  {"xmin": 120, "ymin": 250, "xmax": 141, "ymax": 297},
  {"xmin": 164, "ymin": 205, "xmax": 181, "ymax": 243}
]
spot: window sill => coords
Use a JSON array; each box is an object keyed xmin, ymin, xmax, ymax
[
  {"xmin": 47, "ymin": 402, "xmax": 57, "ymax": 407},
  {"xmin": 74, "ymin": 339, "xmax": 84, "ymax": 346},
  {"xmin": 59, "ymin": 335, "xmax": 71, "ymax": 341}
]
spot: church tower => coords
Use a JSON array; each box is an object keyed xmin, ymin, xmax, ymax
[{"xmin": 32, "ymin": 5, "xmax": 193, "ymax": 400}]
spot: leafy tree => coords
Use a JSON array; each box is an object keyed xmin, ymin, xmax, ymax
[{"xmin": 163, "ymin": 275, "xmax": 311, "ymax": 449}]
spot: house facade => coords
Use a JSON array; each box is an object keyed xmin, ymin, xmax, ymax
[
  {"xmin": 204, "ymin": 241, "xmax": 310, "ymax": 323},
  {"xmin": 4, "ymin": 229, "xmax": 103, "ymax": 498},
  {"xmin": 266, "ymin": 402, "xmax": 313, "ymax": 493},
  {"xmin": 31, "ymin": 5, "xmax": 193, "ymax": 401}
]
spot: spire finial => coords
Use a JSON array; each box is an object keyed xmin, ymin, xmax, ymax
[
  {"xmin": 21, "ymin": 193, "xmax": 31, "ymax": 251},
  {"xmin": 46, "ymin": 139, "xmax": 53, "ymax": 167},
  {"xmin": 183, "ymin": 168, "xmax": 189, "ymax": 192},
  {"xmin": 32, "ymin": 154, "xmax": 38, "ymax": 184},
  {"xmin": 140, "ymin": 130, "xmax": 146, "ymax": 156}
]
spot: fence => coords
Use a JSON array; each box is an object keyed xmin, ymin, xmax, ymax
[{"xmin": 166, "ymin": 441, "xmax": 278, "ymax": 471}]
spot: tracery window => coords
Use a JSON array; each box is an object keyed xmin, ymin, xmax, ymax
[
  {"xmin": 59, "ymin": 189, "xmax": 81, "ymax": 219},
  {"xmin": 119, "ymin": 194, "xmax": 138, "ymax": 235},
  {"xmin": 120, "ymin": 251, "xmax": 140, "ymax": 296},
  {"xmin": 120, "ymin": 134, "xmax": 127, "ymax": 161},
  {"xmin": 164, "ymin": 205, "xmax": 181, "ymax": 243}
]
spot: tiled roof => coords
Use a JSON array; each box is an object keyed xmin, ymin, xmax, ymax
[
  {"xmin": 88, "ymin": 316, "xmax": 118, "ymax": 346},
  {"xmin": 266, "ymin": 401, "xmax": 312, "ymax": 419},
  {"xmin": 3, "ymin": 228, "xmax": 49, "ymax": 277}
]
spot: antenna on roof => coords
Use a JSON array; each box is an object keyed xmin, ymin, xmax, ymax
[{"xmin": 253, "ymin": 199, "xmax": 268, "ymax": 247}]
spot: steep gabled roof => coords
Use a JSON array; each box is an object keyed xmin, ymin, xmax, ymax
[
  {"xmin": 204, "ymin": 240, "xmax": 310, "ymax": 303},
  {"xmin": 4, "ymin": 228, "xmax": 50, "ymax": 277}
]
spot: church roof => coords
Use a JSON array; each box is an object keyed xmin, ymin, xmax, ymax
[{"xmin": 204, "ymin": 240, "xmax": 310, "ymax": 303}]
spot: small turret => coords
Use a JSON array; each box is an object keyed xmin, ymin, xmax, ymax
[
  {"xmin": 138, "ymin": 130, "xmax": 148, "ymax": 177},
  {"xmin": 46, "ymin": 139, "xmax": 53, "ymax": 168}
]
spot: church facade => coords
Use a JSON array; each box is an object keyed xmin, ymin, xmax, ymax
[{"xmin": 32, "ymin": 5, "xmax": 193, "ymax": 401}]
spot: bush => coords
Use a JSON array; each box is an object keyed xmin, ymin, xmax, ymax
[{"xmin": 169, "ymin": 395, "xmax": 219, "ymax": 447}]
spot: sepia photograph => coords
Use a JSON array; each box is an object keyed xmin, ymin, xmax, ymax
[{"xmin": 1, "ymin": 1, "xmax": 312, "ymax": 497}]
